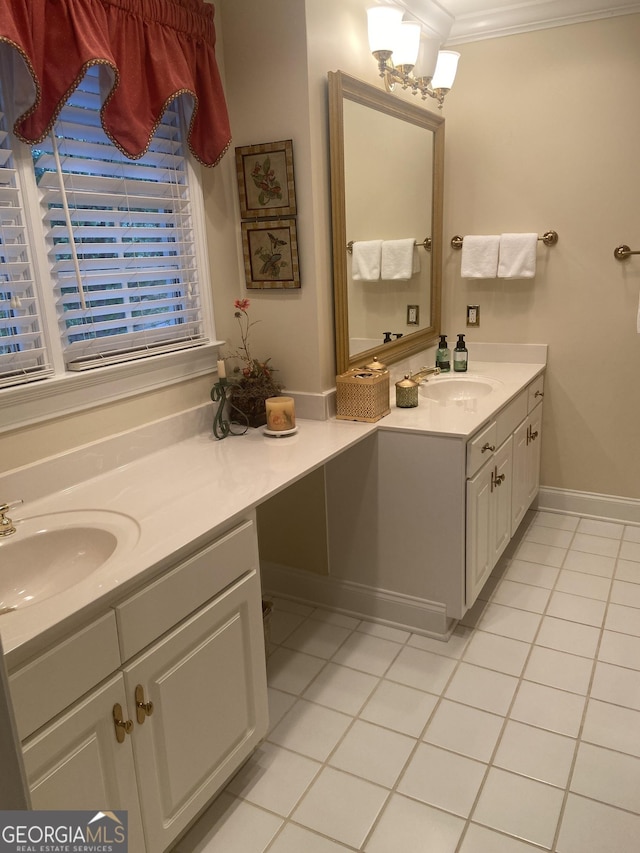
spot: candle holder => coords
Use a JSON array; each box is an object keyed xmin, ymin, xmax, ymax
[{"xmin": 210, "ymin": 378, "xmax": 249, "ymax": 440}]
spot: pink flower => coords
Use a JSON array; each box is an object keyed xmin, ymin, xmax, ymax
[{"xmin": 234, "ymin": 298, "xmax": 250, "ymax": 312}]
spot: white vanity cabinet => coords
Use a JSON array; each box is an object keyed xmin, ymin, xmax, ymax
[{"xmin": 9, "ymin": 518, "xmax": 268, "ymax": 853}]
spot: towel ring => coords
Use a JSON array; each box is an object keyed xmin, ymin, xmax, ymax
[{"xmin": 450, "ymin": 230, "xmax": 559, "ymax": 250}]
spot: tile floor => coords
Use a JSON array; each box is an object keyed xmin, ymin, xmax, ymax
[{"xmin": 173, "ymin": 510, "xmax": 640, "ymax": 853}]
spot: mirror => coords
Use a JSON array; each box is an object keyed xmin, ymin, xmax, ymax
[{"xmin": 328, "ymin": 70, "xmax": 444, "ymax": 374}]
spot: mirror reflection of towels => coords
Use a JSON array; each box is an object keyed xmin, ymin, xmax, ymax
[
  {"xmin": 381, "ymin": 239, "xmax": 419, "ymax": 280},
  {"xmin": 351, "ymin": 240, "xmax": 382, "ymax": 280}
]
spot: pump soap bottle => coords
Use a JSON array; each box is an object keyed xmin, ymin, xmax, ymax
[
  {"xmin": 454, "ymin": 334, "xmax": 468, "ymax": 372},
  {"xmin": 436, "ymin": 335, "xmax": 451, "ymax": 372}
]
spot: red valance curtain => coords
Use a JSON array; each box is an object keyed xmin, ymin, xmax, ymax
[{"xmin": 0, "ymin": 0, "xmax": 231, "ymax": 166}]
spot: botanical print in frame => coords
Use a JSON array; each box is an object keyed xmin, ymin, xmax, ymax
[
  {"xmin": 235, "ymin": 140, "xmax": 297, "ymax": 219},
  {"xmin": 241, "ymin": 219, "xmax": 300, "ymax": 290}
]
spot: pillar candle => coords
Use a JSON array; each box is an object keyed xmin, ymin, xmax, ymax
[
  {"xmin": 265, "ymin": 396, "xmax": 296, "ymax": 431},
  {"xmin": 216, "ymin": 359, "xmax": 226, "ymax": 379}
]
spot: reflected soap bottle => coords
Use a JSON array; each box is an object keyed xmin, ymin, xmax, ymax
[
  {"xmin": 435, "ymin": 335, "xmax": 451, "ymax": 372},
  {"xmin": 453, "ymin": 334, "xmax": 468, "ymax": 372}
]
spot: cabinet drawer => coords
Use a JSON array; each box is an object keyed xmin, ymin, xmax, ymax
[
  {"xmin": 10, "ymin": 612, "xmax": 120, "ymax": 741},
  {"xmin": 116, "ymin": 518, "xmax": 259, "ymax": 661},
  {"xmin": 467, "ymin": 421, "xmax": 498, "ymax": 478},
  {"xmin": 495, "ymin": 390, "xmax": 528, "ymax": 447},
  {"xmin": 528, "ymin": 375, "xmax": 545, "ymax": 411}
]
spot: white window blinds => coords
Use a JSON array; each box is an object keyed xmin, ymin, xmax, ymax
[
  {"xmin": 33, "ymin": 67, "xmax": 206, "ymax": 371},
  {"xmin": 0, "ymin": 99, "xmax": 53, "ymax": 389}
]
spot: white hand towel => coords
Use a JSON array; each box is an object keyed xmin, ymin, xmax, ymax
[
  {"xmin": 381, "ymin": 239, "xmax": 419, "ymax": 280},
  {"xmin": 351, "ymin": 240, "xmax": 382, "ymax": 281},
  {"xmin": 460, "ymin": 235, "xmax": 500, "ymax": 278},
  {"xmin": 498, "ymin": 233, "xmax": 538, "ymax": 279}
]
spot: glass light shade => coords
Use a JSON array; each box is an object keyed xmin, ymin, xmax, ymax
[
  {"xmin": 394, "ymin": 21, "xmax": 421, "ymax": 68},
  {"xmin": 431, "ymin": 50, "xmax": 460, "ymax": 90},
  {"xmin": 367, "ymin": 6, "xmax": 403, "ymax": 54},
  {"xmin": 415, "ymin": 35, "xmax": 440, "ymax": 80}
]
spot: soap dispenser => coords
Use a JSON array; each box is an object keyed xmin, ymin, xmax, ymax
[
  {"xmin": 453, "ymin": 334, "xmax": 468, "ymax": 372},
  {"xmin": 435, "ymin": 335, "xmax": 451, "ymax": 372}
]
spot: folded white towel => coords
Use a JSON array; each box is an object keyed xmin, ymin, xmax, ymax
[
  {"xmin": 381, "ymin": 239, "xmax": 419, "ymax": 280},
  {"xmin": 351, "ymin": 240, "xmax": 382, "ymax": 281},
  {"xmin": 460, "ymin": 235, "xmax": 500, "ymax": 278},
  {"xmin": 498, "ymin": 233, "xmax": 538, "ymax": 279}
]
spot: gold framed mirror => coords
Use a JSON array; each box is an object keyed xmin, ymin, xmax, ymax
[{"xmin": 328, "ymin": 70, "xmax": 444, "ymax": 374}]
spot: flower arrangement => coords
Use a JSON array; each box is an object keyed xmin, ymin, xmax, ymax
[{"xmin": 226, "ymin": 298, "xmax": 282, "ymax": 427}]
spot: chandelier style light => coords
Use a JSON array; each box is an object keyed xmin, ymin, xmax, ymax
[{"xmin": 367, "ymin": 5, "xmax": 460, "ymax": 109}]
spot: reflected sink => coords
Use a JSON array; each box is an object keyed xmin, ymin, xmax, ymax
[
  {"xmin": 0, "ymin": 510, "xmax": 139, "ymax": 612},
  {"xmin": 420, "ymin": 376, "xmax": 501, "ymax": 405}
]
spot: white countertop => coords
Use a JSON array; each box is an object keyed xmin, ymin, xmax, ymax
[{"xmin": 0, "ymin": 348, "xmax": 545, "ymax": 665}]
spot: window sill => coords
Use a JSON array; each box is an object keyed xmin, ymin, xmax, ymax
[{"xmin": 0, "ymin": 342, "xmax": 224, "ymax": 434}]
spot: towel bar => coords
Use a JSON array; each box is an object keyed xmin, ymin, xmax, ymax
[
  {"xmin": 347, "ymin": 237, "xmax": 431, "ymax": 253},
  {"xmin": 451, "ymin": 230, "xmax": 559, "ymax": 250},
  {"xmin": 614, "ymin": 245, "xmax": 640, "ymax": 261}
]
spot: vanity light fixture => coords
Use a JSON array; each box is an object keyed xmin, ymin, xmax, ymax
[{"xmin": 367, "ymin": 5, "xmax": 460, "ymax": 109}]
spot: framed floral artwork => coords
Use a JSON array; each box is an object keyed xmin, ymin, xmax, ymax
[
  {"xmin": 241, "ymin": 219, "xmax": 300, "ymax": 290},
  {"xmin": 235, "ymin": 140, "xmax": 297, "ymax": 219}
]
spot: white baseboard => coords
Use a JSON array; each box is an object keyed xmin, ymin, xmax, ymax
[
  {"xmin": 536, "ymin": 487, "xmax": 640, "ymax": 526},
  {"xmin": 261, "ymin": 561, "xmax": 455, "ymax": 638}
]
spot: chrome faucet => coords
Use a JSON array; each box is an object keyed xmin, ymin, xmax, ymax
[
  {"xmin": 410, "ymin": 366, "xmax": 441, "ymax": 383},
  {"xmin": 0, "ymin": 500, "xmax": 23, "ymax": 537}
]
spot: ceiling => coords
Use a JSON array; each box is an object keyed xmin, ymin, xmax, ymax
[{"xmin": 396, "ymin": 0, "xmax": 640, "ymax": 43}]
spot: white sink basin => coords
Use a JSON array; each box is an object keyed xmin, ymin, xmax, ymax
[
  {"xmin": 0, "ymin": 510, "xmax": 140, "ymax": 613},
  {"xmin": 420, "ymin": 376, "xmax": 502, "ymax": 405}
]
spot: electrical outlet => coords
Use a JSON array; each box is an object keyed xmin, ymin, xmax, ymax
[
  {"xmin": 407, "ymin": 304, "xmax": 419, "ymax": 325},
  {"xmin": 466, "ymin": 305, "xmax": 480, "ymax": 327}
]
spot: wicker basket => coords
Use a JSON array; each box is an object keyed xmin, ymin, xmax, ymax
[{"xmin": 336, "ymin": 368, "xmax": 390, "ymax": 423}]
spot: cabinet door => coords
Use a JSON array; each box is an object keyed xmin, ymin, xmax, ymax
[
  {"xmin": 511, "ymin": 401, "xmax": 543, "ymax": 536},
  {"xmin": 123, "ymin": 569, "xmax": 268, "ymax": 853},
  {"xmin": 525, "ymin": 402, "xmax": 543, "ymax": 508},
  {"xmin": 466, "ymin": 461, "xmax": 494, "ymax": 607},
  {"xmin": 492, "ymin": 437, "xmax": 513, "ymax": 564},
  {"xmin": 22, "ymin": 674, "xmax": 146, "ymax": 852}
]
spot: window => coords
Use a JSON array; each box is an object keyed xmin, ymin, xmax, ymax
[{"xmin": 0, "ymin": 67, "xmax": 217, "ymax": 426}]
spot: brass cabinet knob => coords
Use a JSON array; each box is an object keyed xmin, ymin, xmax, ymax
[
  {"xmin": 113, "ymin": 704, "xmax": 133, "ymax": 744},
  {"xmin": 135, "ymin": 684, "xmax": 154, "ymax": 724},
  {"xmin": 534, "ymin": 390, "xmax": 544, "ymax": 398},
  {"xmin": 481, "ymin": 442, "xmax": 496, "ymax": 453}
]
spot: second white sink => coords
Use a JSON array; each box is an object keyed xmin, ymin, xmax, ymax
[{"xmin": 420, "ymin": 376, "xmax": 502, "ymax": 404}]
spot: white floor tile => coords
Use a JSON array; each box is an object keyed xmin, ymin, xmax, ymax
[
  {"xmin": 557, "ymin": 794, "xmax": 640, "ymax": 853},
  {"xmin": 570, "ymin": 742, "xmax": 640, "ymax": 813},
  {"xmin": 591, "ymin": 661, "xmax": 640, "ymax": 711},
  {"xmin": 503, "ymin": 558, "xmax": 559, "ymax": 589},
  {"xmin": 524, "ymin": 525, "xmax": 574, "ymax": 549},
  {"xmin": 491, "ymin": 580, "xmax": 551, "ymax": 613},
  {"xmin": 570, "ymin": 532, "xmax": 620, "ymax": 558},
  {"xmin": 534, "ymin": 512, "xmax": 579, "ymax": 532},
  {"xmin": 510, "ymin": 681, "xmax": 586, "ymax": 737},
  {"xmin": 267, "ymin": 648, "xmax": 326, "ymax": 694},
  {"xmin": 610, "ymin": 578, "xmax": 640, "ymax": 609},
  {"xmin": 582, "ymin": 699, "xmax": 640, "ymax": 757},
  {"xmin": 463, "ymin": 630, "xmax": 530, "ymax": 676},
  {"xmin": 173, "ymin": 792, "xmax": 282, "ymax": 853},
  {"xmin": 554, "ymin": 569, "xmax": 611, "ymax": 601},
  {"xmin": 269, "ymin": 597, "xmax": 314, "ymax": 616},
  {"xmin": 225, "ymin": 742, "xmax": 320, "ymax": 816},
  {"xmin": 331, "ymin": 631, "xmax": 402, "ymax": 676},
  {"xmin": 364, "ymin": 793, "xmax": 464, "ymax": 853},
  {"xmin": 615, "ymin": 558, "xmax": 640, "ymax": 584},
  {"xmin": 356, "ymin": 620, "xmax": 410, "ymax": 643},
  {"xmin": 282, "ymin": 619, "xmax": 352, "ymax": 659},
  {"xmin": 598, "ymin": 630, "xmax": 640, "ymax": 670},
  {"xmin": 267, "ymin": 824, "xmax": 353, "ymax": 853},
  {"xmin": 493, "ymin": 719, "xmax": 575, "ymax": 787},
  {"xmin": 267, "ymin": 688, "xmax": 297, "ymax": 733},
  {"xmin": 329, "ymin": 719, "xmax": 415, "ymax": 787},
  {"xmin": 605, "ymin": 602, "xmax": 640, "ymax": 636},
  {"xmin": 269, "ymin": 609, "xmax": 307, "ymax": 645},
  {"xmin": 546, "ymin": 590, "xmax": 606, "ymax": 627},
  {"xmin": 524, "ymin": 645, "xmax": 593, "ymax": 695},
  {"xmin": 291, "ymin": 766, "xmax": 388, "ymax": 849},
  {"xmin": 512, "ymin": 540, "xmax": 567, "ymax": 567},
  {"xmin": 577, "ymin": 518, "xmax": 624, "ymax": 540},
  {"xmin": 398, "ymin": 742, "xmax": 486, "ymax": 817},
  {"xmin": 535, "ymin": 615, "xmax": 600, "ymax": 657},
  {"xmin": 624, "ymin": 525, "xmax": 640, "ymax": 542},
  {"xmin": 563, "ymin": 549, "xmax": 616, "ymax": 577},
  {"xmin": 408, "ymin": 624, "xmax": 473, "ymax": 658},
  {"xmin": 309, "ymin": 609, "xmax": 361, "ymax": 629},
  {"xmin": 302, "ymin": 662, "xmax": 379, "ymax": 715},
  {"xmin": 444, "ymin": 662, "xmax": 518, "ymax": 715},
  {"xmin": 384, "ymin": 645, "xmax": 457, "ymax": 694},
  {"xmin": 460, "ymin": 823, "xmax": 546, "ymax": 853},
  {"xmin": 267, "ymin": 699, "xmax": 352, "ymax": 761},
  {"xmin": 472, "ymin": 767, "xmax": 564, "ymax": 848},
  {"xmin": 620, "ymin": 539, "xmax": 640, "ymax": 562},
  {"xmin": 478, "ymin": 602, "xmax": 542, "ymax": 642},
  {"xmin": 424, "ymin": 699, "xmax": 504, "ymax": 762},
  {"xmin": 360, "ymin": 679, "xmax": 438, "ymax": 737}
]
